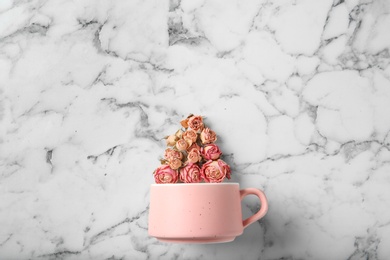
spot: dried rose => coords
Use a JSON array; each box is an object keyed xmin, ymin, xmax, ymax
[
  {"xmin": 201, "ymin": 144, "xmax": 222, "ymax": 160},
  {"xmin": 180, "ymin": 117, "xmax": 189, "ymax": 128},
  {"xmin": 200, "ymin": 128, "xmax": 217, "ymax": 144},
  {"xmin": 176, "ymin": 139, "xmax": 189, "ymax": 151},
  {"xmin": 169, "ymin": 158, "xmax": 182, "ymax": 170},
  {"xmin": 187, "ymin": 148, "xmax": 201, "ymax": 164},
  {"xmin": 175, "ymin": 129, "xmax": 183, "ymax": 138},
  {"xmin": 187, "ymin": 142, "xmax": 201, "ymax": 153},
  {"xmin": 154, "ymin": 165, "xmax": 178, "ymax": 184},
  {"xmin": 166, "ymin": 135, "xmax": 178, "ymax": 146},
  {"xmin": 164, "ymin": 148, "xmax": 183, "ymax": 160},
  {"xmin": 217, "ymin": 159, "xmax": 231, "ymax": 180},
  {"xmin": 180, "ymin": 163, "xmax": 202, "ymax": 183},
  {"xmin": 182, "ymin": 129, "xmax": 197, "ymax": 144},
  {"xmin": 188, "ymin": 116, "xmax": 204, "ymax": 131},
  {"xmin": 201, "ymin": 159, "xmax": 231, "ymax": 183}
]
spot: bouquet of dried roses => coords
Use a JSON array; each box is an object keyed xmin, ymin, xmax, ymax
[{"xmin": 153, "ymin": 115, "xmax": 231, "ymax": 184}]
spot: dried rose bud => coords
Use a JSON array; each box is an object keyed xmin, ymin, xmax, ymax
[
  {"xmin": 180, "ymin": 118, "xmax": 189, "ymax": 128},
  {"xmin": 166, "ymin": 135, "xmax": 178, "ymax": 146},
  {"xmin": 182, "ymin": 129, "xmax": 197, "ymax": 144},
  {"xmin": 188, "ymin": 116, "xmax": 204, "ymax": 131},
  {"xmin": 201, "ymin": 159, "xmax": 231, "ymax": 183},
  {"xmin": 187, "ymin": 148, "xmax": 201, "ymax": 164},
  {"xmin": 180, "ymin": 163, "xmax": 202, "ymax": 183},
  {"xmin": 164, "ymin": 148, "xmax": 183, "ymax": 160},
  {"xmin": 175, "ymin": 129, "xmax": 183, "ymax": 138},
  {"xmin": 200, "ymin": 128, "xmax": 217, "ymax": 144},
  {"xmin": 176, "ymin": 139, "xmax": 190, "ymax": 151},
  {"xmin": 154, "ymin": 165, "xmax": 178, "ymax": 184},
  {"xmin": 169, "ymin": 158, "xmax": 182, "ymax": 170},
  {"xmin": 201, "ymin": 144, "xmax": 222, "ymax": 160},
  {"xmin": 187, "ymin": 142, "xmax": 201, "ymax": 153}
]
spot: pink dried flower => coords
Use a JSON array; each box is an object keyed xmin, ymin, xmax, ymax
[
  {"xmin": 201, "ymin": 159, "xmax": 231, "ymax": 183},
  {"xmin": 201, "ymin": 144, "xmax": 222, "ymax": 160},
  {"xmin": 180, "ymin": 163, "xmax": 202, "ymax": 183},
  {"xmin": 154, "ymin": 165, "xmax": 178, "ymax": 184},
  {"xmin": 187, "ymin": 143, "xmax": 201, "ymax": 153},
  {"xmin": 188, "ymin": 116, "xmax": 204, "ymax": 132},
  {"xmin": 176, "ymin": 139, "xmax": 190, "ymax": 151},
  {"xmin": 182, "ymin": 129, "xmax": 198, "ymax": 144},
  {"xmin": 169, "ymin": 158, "xmax": 182, "ymax": 170},
  {"xmin": 164, "ymin": 148, "xmax": 183, "ymax": 161},
  {"xmin": 200, "ymin": 128, "xmax": 217, "ymax": 144},
  {"xmin": 187, "ymin": 148, "xmax": 201, "ymax": 164}
]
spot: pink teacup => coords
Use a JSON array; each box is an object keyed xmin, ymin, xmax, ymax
[{"xmin": 148, "ymin": 183, "xmax": 268, "ymax": 243}]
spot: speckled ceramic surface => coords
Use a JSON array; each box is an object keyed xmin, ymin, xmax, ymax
[{"xmin": 148, "ymin": 183, "xmax": 268, "ymax": 243}]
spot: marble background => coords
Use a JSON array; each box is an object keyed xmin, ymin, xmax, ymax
[{"xmin": 1, "ymin": 0, "xmax": 390, "ymax": 259}]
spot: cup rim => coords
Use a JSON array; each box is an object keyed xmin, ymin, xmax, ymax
[{"xmin": 151, "ymin": 182, "xmax": 239, "ymax": 186}]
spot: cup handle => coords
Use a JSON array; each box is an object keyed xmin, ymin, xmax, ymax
[{"xmin": 240, "ymin": 188, "xmax": 268, "ymax": 229}]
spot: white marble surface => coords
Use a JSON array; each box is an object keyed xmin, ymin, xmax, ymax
[{"xmin": 1, "ymin": 0, "xmax": 390, "ymax": 259}]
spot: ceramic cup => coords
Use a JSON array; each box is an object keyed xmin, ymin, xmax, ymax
[{"xmin": 148, "ymin": 183, "xmax": 268, "ymax": 243}]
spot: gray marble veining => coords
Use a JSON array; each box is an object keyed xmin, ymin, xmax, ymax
[{"xmin": 1, "ymin": 0, "xmax": 390, "ymax": 259}]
